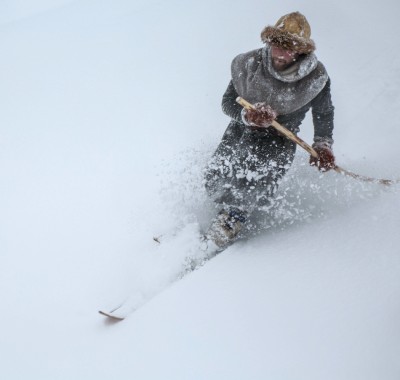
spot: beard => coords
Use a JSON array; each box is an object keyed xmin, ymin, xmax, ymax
[{"xmin": 271, "ymin": 57, "xmax": 297, "ymax": 71}]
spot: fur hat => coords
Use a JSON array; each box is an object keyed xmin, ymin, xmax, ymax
[{"xmin": 261, "ymin": 12, "xmax": 316, "ymax": 54}]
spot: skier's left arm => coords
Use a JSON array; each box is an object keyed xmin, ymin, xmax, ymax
[
  {"xmin": 310, "ymin": 77, "xmax": 336, "ymax": 171},
  {"xmin": 311, "ymin": 77, "xmax": 335, "ymax": 146}
]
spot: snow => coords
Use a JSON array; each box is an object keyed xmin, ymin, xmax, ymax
[{"xmin": 1, "ymin": 0, "xmax": 400, "ymax": 379}]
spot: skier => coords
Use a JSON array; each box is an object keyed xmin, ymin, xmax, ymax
[{"xmin": 204, "ymin": 11, "xmax": 336, "ymax": 249}]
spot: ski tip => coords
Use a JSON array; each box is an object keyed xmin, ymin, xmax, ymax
[{"xmin": 98, "ymin": 310, "xmax": 125, "ymax": 321}]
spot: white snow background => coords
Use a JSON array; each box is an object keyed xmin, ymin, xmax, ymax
[{"xmin": 1, "ymin": 0, "xmax": 400, "ymax": 379}]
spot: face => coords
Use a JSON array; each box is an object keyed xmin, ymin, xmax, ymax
[{"xmin": 270, "ymin": 45, "xmax": 299, "ymax": 71}]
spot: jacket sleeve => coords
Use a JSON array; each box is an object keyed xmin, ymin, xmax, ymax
[
  {"xmin": 221, "ymin": 80, "xmax": 244, "ymax": 123},
  {"xmin": 311, "ymin": 77, "xmax": 335, "ymax": 146}
]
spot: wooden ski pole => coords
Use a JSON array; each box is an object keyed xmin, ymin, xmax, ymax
[{"xmin": 236, "ymin": 97, "xmax": 399, "ymax": 186}]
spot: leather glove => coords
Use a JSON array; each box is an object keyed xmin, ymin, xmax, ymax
[
  {"xmin": 310, "ymin": 141, "xmax": 336, "ymax": 172},
  {"xmin": 242, "ymin": 102, "xmax": 277, "ymax": 130}
]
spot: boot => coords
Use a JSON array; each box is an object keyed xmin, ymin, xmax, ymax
[{"xmin": 206, "ymin": 207, "xmax": 247, "ymax": 249}]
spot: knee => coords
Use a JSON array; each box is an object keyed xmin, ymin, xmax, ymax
[{"xmin": 204, "ymin": 165, "xmax": 220, "ymax": 196}]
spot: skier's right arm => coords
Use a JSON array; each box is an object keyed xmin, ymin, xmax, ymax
[{"xmin": 221, "ymin": 80, "xmax": 243, "ymax": 123}]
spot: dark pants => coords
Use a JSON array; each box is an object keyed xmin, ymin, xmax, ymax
[{"xmin": 205, "ymin": 121, "xmax": 296, "ymax": 211}]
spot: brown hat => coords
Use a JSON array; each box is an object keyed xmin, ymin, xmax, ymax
[{"xmin": 261, "ymin": 12, "xmax": 316, "ymax": 54}]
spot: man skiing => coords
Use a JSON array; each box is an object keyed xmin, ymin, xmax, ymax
[{"xmin": 204, "ymin": 11, "xmax": 336, "ymax": 249}]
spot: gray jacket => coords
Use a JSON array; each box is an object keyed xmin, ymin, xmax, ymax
[{"xmin": 222, "ymin": 46, "xmax": 335, "ymax": 145}]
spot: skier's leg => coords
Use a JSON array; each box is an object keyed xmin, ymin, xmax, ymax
[
  {"xmin": 251, "ymin": 136, "xmax": 297, "ymax": 208},
  {"xmin": 203, "ymin": 121, "xmax": 251, "ymax": 250},
  {"xmin": 204, "ymin": 121, "xmax": 245, "ymax": 198}
]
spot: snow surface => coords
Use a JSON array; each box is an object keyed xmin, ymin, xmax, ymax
[{"xmin": 1, "ymin": 0, "xmax": 400, "ymax": 379}]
